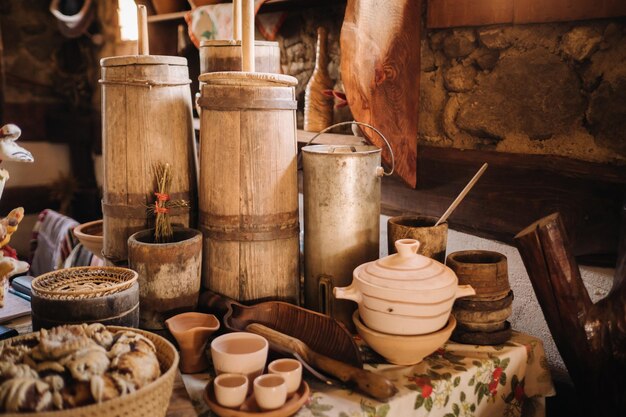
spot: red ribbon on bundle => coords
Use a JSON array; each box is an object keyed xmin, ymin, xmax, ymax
[
  {"xmin": 154, "ymin": 202, "xmax": 169, "ymax": 214},
  {"xmin": 155, "ymin": 192, "xmax": 170, "ymax": 202}
]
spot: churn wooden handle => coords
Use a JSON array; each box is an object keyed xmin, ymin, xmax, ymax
[
  {"xmin": 241, "ymin": 0, "xmax": 254, "ymax": 72},
  {"xmin": 246, "ymin": 323, "xmax": 398, "ymax": 401},
  {"xmin": 233, "ymin": 0, "xmax": 242, "ymax": 40},
  {"xmin": 137, "ymin": 4, "xmax": 149, "ymax": 55}
]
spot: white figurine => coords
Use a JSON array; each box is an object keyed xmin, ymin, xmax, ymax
[{"xmin": 0, "ymin": 124, "xmax": 34, "ymax": 163}]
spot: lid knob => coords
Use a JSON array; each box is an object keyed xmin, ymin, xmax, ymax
[{"xmin": 395, "ymin": 239, "xmax": 420, "ymax": 258}]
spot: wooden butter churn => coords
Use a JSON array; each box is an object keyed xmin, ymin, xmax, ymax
[{"xmin": 198, "ymin": 0, "xmax": 299, "ymax": 304}]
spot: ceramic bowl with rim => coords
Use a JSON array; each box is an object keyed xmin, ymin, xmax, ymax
[
  {"xmin": 73, "ymin": 219, "xmax": 103, "ymax": 259},
  {"xmin": 353, "ymin": 310, "xmax": 456, "ymax": 365},
  {"xmin": 334, "ymin": 239, "xmax": 474, "ymax": 335},
  {"xmin": 210, "ymin": 332, "xmax": 268, "ymax": 381}
]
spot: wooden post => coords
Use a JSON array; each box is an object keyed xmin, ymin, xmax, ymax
[
  {"xmin": 232, "ymin": 0, "xmax": 242, "ymax": 41},
  {"xmin": 514, "ymin": 211, "xmax": 626, "ymax": 416},
  {"xmin": 241, "ymin": 0, "xmax": 254, "ymax": 72},
  {"xmin": 137, "ymin": 5, "xmax": 149, "ymax": 55}
]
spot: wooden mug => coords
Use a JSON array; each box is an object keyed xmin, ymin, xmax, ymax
[{"xmin": 387, "ymin": 215, "xmax": 448, "ymax": 263}]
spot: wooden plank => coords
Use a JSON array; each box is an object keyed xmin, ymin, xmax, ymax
[
  {"xmin": 427, "ymin": 0, "xmax": 513, "ymax": 28},
  {"xmin": 427, "ymin": 0, "xmax": 626, "ymax": 28},
  {"xmin": 514, "ymin": 0, "xmax": 626, "ymax": 24},
  {"xmin": 381, "ymin": 146, "xmax": 624, "ymax": 257}
]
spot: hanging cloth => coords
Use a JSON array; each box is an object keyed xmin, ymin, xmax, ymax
[{"xmin": 49, "ymin": 0, "xmax": 95, "ymax": 38}]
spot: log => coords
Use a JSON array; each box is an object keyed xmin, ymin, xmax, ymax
[
  {"xmin": 514, "ymin": 211, "xmax": 626, "ymax": 416},
  {"xmin": 340, "ymin": 0, "xmax": 421, "ymax": 188}
]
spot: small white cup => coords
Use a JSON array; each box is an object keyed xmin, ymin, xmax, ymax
[
  {"xmin": 268, "ymin": 358, "xmax": 302, "ymax": 395},
  {"xmin": 253, "ymin": 374, "xmax": 287, "ymax": 410},
  {"xmin": 214, "ymin": 373, "xmax": 248, "ymax": 408},
  {"xmin": 211, "ymin": 332, "xmax": 269, "ymax": 382}
]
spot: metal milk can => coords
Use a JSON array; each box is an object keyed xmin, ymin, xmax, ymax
[{"xmin": 302, "ymin": 122, "xmax": 394, "ymax": 331}]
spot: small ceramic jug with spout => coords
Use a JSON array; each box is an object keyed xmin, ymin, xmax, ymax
[{"xmin": 165, "ymin": 312, "xmax": 220, "ymax": 373}]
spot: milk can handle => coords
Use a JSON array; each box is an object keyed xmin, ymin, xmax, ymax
[{"xmin": 301, "ymin": 121, "xmax": 395, "ymax": 176}]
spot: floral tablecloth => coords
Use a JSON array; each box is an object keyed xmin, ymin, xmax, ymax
[{"xmin": 182, "ymin": 331, "xmax": 555, "ymax": 417}]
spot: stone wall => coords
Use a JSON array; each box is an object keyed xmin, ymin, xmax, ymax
[{"xmin": 277, "ymin": 8, "xmax": 626, "ymax": 164}]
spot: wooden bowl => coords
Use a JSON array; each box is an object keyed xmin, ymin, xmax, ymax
[
  {"xmin": 353, "ymin": 311, "xmax": 456, "ymax": 365},
  {"xmin": 73, "ymin": 219, "xmax": 103, "ymax": 259}
]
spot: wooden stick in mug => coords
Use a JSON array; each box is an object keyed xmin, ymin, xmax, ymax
[
  {"xmin": 242, "ymin": 0, "xmax": 255, "ymax": 72},
  {"xmin": 137, "ymin": 5, "xmax": 149, "ymax": 55},
  {"xmin": 233, "ymin": 0, "xmax": 242, "ymax": 40},
  {"xmin": 435, "ymin": 162, "xmax": 488, "ymax": 226}
]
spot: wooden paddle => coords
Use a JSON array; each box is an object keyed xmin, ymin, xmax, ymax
[{"xmin": 340, "ymin": 0, "xmax": 422, "ymax": 188}]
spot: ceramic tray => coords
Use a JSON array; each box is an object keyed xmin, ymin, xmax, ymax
[{"xmin": 204, "ymin": 381, "xmax": 310, "ymax": 417}]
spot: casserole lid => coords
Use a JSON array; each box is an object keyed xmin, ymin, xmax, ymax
[{"xmin": 357, "ymin": 239, "xmax": 456, "ymax": 290}]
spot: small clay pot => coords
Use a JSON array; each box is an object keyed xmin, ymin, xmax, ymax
[{"xmin": 165, "ymin": 312, "xmax": 220, "ymax": 373}]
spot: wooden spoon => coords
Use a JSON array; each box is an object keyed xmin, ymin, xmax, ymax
[{"xmin": 435, "ymin": 163, "xmax": 488, "ymax": 227}]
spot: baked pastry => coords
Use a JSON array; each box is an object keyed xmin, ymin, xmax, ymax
[{"xmin": 0, "ymin": 324, "xmax": 161, "ymax": 413}]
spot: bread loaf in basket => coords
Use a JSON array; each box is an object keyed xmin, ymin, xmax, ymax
[{"xmin": 0, "ymin": 325, "xmax": 179, "ymax": 417}]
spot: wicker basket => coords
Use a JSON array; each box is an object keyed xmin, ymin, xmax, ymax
[
  {"xmin": 1, "ymin": 326, "xmax": 179, "ymax": 417},
  {"xmin": 32, "ymin": 267, "xmax": 138, "ymax": 300}
]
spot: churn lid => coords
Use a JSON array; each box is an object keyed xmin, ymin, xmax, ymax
[
  {"xmin": 199, "ymin": 71, "xmax": 297, "ymax": 87},
  {"xmin": 100, "ymin": 55, "xmax": 188, "ymax": 67},
  {"xmin": 356, "ymin": 239, "xmax": 457, "ymax": 290}
]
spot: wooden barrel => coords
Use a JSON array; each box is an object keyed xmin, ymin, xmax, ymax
[
  {"xmin": 199, "ymin": 40, "xmax": 281, "ymax": 74},
  {"xmin": 100, "ymin": 55, "xmax": 197, "ymax": 264},
  {"xmin": 198, "ymin": 72, "xmax": 299, "ymax": 304},
  {"xmin": 31, "ymin": 282, "xmax": 139, "ymax": 330},
  {"xmin": 128, "ymin": 227, "xmax": 203, "ymax": 330}
]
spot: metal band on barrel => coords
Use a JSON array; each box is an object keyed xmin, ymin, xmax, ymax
[{"xmin": 199, "ymin": 210, "xmax": 299, "ymax": 241}]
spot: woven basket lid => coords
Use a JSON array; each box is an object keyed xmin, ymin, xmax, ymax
[
  {"xmin": 32, "ymin": 266, "xmax": 138, "ymax": 300},
  {"xmin": 357, "ymin": 239, "xmax": 457, "ymax": 291}
]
